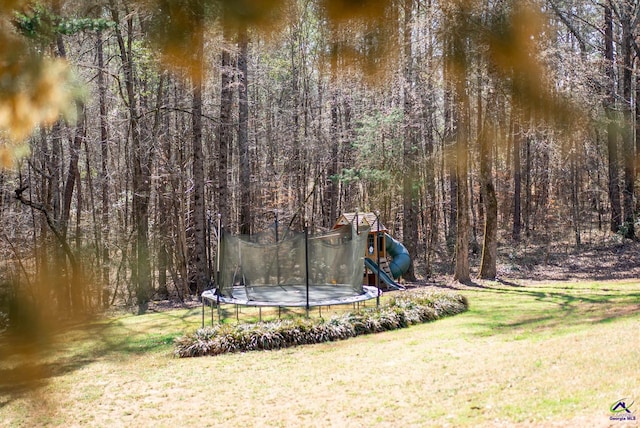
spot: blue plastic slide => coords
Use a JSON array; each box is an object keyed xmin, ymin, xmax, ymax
[
  {"xmin": 364, "ymin": 258, "xmax": 405, "ymax": 290},
  {"xmin": 385, "ymin": 233, "xmax": 411, "ymax": 279}
]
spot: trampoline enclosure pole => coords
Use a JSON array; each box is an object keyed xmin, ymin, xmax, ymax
[
  {"xmin": 216, "ymin": 214, "xmax": 222, "ymax": 289},
  {"xmin": 304, "ymin": 224, "xmax": 310, "ymax": 316},
  {"xmin": 275, "ymin": 209, "xmax": 280, "ymax": 286},
  {"xmin": 207, "ymin": 211, "xmax": 212, "ymax": 284},
  {"xmin": 375, "ymin": 210, "xmax": 381, "ymax": 307}
]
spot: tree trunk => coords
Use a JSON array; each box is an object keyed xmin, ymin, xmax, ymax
[
  {"xmin": 218, "ymin": 27, "xmax": 233, "ymax": 226},
  {"xmin": 61, "ymin": 102, "xmax": 85, "ymax": 238},
  {"xmin": 402, "ymin": 0, "xmax": 417, "ymax": 281},
  {"xmin": 442, "ymin": 28, "xmax": 458, "ymax": 258},
  {"xmin": 189, "ymin": 7, "xmax": 209, "ymax": 295},
  {"xmin": 325, "ymin": 88, "xmax": 339, "ymax": 228},
  {"xmin": 55, "ymin": 26, "xmax": 85, "ymax": 314},
  {"xmin": 478, "ymin": 101, "xmax": 497, "ymax": 279},
  {"xmin": 191, "ymin": 79, "xmax": 208, "ymax": 292},
  {"xmin": 604, "ymin": 4, "xmax": 621, "ymax": 233},
  {"xmin": 156, "ymin": 77, "xmax": 172, "ymax": 299},
  {"xmin": 97, "ymin": 29, "xmax": 110, "ymax": 307},
  {"xmin": 453, "ymin": 106, "xmax": 470, "ymax": 282},
  {"xmin": 443, "ymin": 47, "xmax": 457, "ymax": 255},
  {"xmin": 421, "ymin": 55, "xmax": 437, "ymax": 276},
  {"xmin": 636, "ymin": 56, "xmax": 640, "ymax": 194},
  {"xmin": 570, "ymin": 150, "xmax": 581, "ymax": 245},
  {"xmin": 512, "ymin": 115, "xmax": 522, "ymax": 242},
  {"xmin": 451, "ymin": 15, "xmax": 470, "ymax": 283},
  {"xmin": 524, "ymin": 134, "xmax": 531, "ymax": 238},
  {"xmin": 238, "ymin": 25, "xmax": 251, "ymax": 235},
  {"xmin": 620, "ymin": 6, "xmax": 635, "ymax": 239}
]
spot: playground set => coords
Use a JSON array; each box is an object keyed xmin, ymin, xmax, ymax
[
  {"xmin": 201, "ymin": 211, "xmax": 411, "ymax": 323},
  {"xmin": 333, "ymin": 212, "xmax": 410, "ymax": 291}
]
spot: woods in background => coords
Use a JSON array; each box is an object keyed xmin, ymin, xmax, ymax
[{"xmin": 1, "ymin": 0, "xmax": 639, "ymax": 316}]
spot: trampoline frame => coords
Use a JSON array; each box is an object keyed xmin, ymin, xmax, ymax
[{"xmin": 201, "ymin": 285, "xmax": 379, "ymax": 325}]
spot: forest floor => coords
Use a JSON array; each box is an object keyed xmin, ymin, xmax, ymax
[
  {"xmin": 497, "ymin": 238, "xmax": 640, "ymax": 282},
  {"xmin": 412, "ymin": 237, "xmax": 640, "ymax": 288}
]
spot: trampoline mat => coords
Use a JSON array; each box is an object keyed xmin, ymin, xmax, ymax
[{"xmin": 202, "ymin": 285, "xmax": 379, "ymax": 307}]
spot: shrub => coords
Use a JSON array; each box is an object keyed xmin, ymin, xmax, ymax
[{"xmin": 174, "ymin": 290, "xmax": 469, "ymax": 358}]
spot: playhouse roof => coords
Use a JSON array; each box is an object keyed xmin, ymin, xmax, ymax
[{"xmin": 333, "ymin": 212, "xmax": 387, "ymax": 232}]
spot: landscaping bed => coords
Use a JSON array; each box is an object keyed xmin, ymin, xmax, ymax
[{"xmin": 174, "ymin": 289, "xmax": 468, "ymax": 357}]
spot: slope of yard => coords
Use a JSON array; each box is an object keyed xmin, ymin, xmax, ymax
[{"xmin": 1, "ymin": 280, "xmax": 639, "ymax": 427}]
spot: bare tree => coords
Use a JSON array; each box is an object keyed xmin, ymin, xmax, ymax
[
  {"xmin": 603, "ymin": 3, "xmax": 622, "ymax": 234},
  {"xmin": 238, "ymin": 25, "xmax": 251, "ymax": 235},
  {"xmin": 620, "ymin": 0, "xmax": 635, "ymax": 239},
  {"xmin": 478, "ymin": 90, "xmax": 497, "ymax": 280},
  {"xmin": 402, "ymin": 0, "xmax": 418, "ymax": 281},
  {"xmin": 218, "ymin": 26, "xmax": 233, "ymax": 226},
  {"xmin": 110, "ymin": 1, "xmax": 151, "ymax": 313},
  {"xmin": 189, "ymin": 2, "xmax": 209, "ymax": 295}
]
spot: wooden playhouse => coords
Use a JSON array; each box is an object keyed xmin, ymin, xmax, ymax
[{"xmin": 333, "ymin": 212, "xmax": 401, "ymax": 289}]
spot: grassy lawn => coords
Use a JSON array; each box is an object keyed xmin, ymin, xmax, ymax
[{"xmin": 1, "ymin": 279, "xmax": 639, "ymax": 427}]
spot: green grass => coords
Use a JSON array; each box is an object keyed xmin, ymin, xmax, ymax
[
  {"xmin": 1, "ymin": 279, "xmax": 639, "ymax": 427},
  {"xmin": 463, "ymin": 280, "xmax": 640, "ymax": 338}
]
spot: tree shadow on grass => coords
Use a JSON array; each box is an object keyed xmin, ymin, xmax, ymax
[
  {"xmin": 453, "ymin": 283, "xmax": 640, "ymax": 337},
  {"xmin": 0, "ymin": 306, "xmax": 200, "ymax": 407}
]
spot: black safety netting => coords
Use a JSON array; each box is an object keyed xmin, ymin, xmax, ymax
[{"xmin": 217, "ymin": 225, "xmax": 371, "ymax": 305}]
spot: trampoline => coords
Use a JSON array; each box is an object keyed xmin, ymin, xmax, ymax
[
  {"xmin": 202, "ymin": 284, "xmax": 379, "ymax": 307},
  {"xmin": 201, "ymin": 222, "xmax": 379, "ymax": 323}
]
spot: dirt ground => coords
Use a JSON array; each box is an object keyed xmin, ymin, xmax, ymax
[
  {"xmin": 404, "ymin": 238, "xmax": 640, "ymax": 290},
  {"xmin": 495, "ymin": 239, "xmax": 640, "ymax": 281}
]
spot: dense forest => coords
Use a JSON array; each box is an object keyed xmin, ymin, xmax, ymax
[{"xmin": 1, "ymin": 0, "xmax": 639, "ymax": 317}]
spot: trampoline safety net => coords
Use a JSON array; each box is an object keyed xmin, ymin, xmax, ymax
[{"xmin": 217, "ymin": 225, "xmax": 372, "ymax": 306}]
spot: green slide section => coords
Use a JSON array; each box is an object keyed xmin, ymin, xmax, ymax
[
  {"xmin": 364, "ymin": 258, "xmax": 405, "ymax": 290},
  {"xmin": 385, "ymin": 234, "xmax": 411, "ymax": 278}
]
